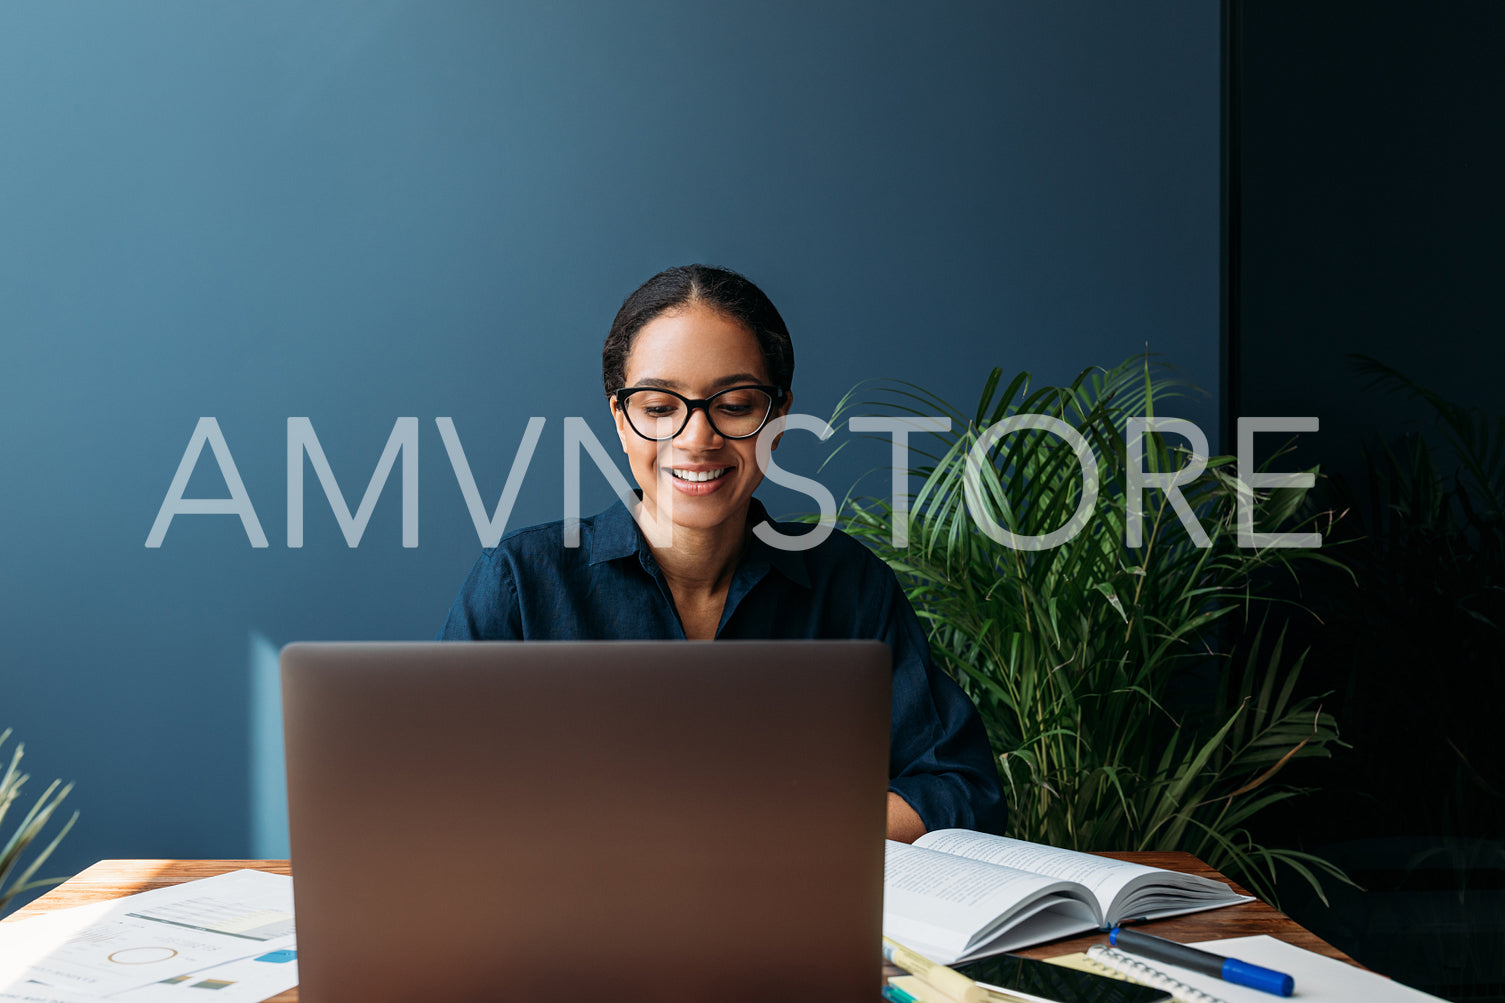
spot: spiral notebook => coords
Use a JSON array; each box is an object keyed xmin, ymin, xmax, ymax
[{"xmin": 1066, "ymin": 935, "xmax": 1447, "ymax": 1003}]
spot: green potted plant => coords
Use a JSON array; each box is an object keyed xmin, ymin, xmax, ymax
[
  {"xmin": 0, "ymin": 728, "xmax": 77, "ymax": 914},
  {"xmin": 828, "ymin": 357, "xmax": 1347, "ymax": 903}
]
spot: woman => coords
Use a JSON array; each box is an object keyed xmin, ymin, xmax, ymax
[{"xmin": 439, "ymin": 264, "xmax": 1006, "ymax": 840}]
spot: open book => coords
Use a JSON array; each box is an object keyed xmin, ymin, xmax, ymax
[{"xmin": 884, "ymin": 829, "xmax": 1253, "ymax": 965}]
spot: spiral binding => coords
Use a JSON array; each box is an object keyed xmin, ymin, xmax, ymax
[{"xmin": 1084, "ymin": 944, "xmax": 1232, "ymax": 1003}]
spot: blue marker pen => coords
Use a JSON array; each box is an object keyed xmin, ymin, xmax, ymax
[
  {"xmin": 883, "ymin": 984, "xmax": 920, "ymax": 1003},
  {"xmin": 1109, "ymin": 927, "xmax": 1295, "ymax": 997}
]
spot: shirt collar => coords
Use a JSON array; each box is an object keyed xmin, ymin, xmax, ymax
[
  {"xmin": 586, "ymin": 495, "xmax": 811, "ymax": 589},
  {"xmin": 742, "ymin": 498, "xmax": 812, "ymax": 588},
  {"xmin": 586, "ymin": 496, "xmax": 645, "ymax": 566}
]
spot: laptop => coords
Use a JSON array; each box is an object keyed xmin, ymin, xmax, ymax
[{"xmin": 280, "ymin": 640, "xmax": 891, "ymax": 1002}]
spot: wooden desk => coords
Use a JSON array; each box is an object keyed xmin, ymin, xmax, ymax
[
  {"xmin": 1010, "ymin": 852, "xmax": 1358, "ymax": 965},
  {"xmin": 5, "ymin": 854, "xmax": 1358, "ymax": 1001}
]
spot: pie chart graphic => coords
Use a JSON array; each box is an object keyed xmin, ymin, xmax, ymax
[{"xmin": 108, "ymin": 947, "xmax": 179, "ymax": 965}]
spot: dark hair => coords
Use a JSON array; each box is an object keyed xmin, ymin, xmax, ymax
[{"xmin": 602, "ymin": 264, "xmax": 795, "ymax": 395}]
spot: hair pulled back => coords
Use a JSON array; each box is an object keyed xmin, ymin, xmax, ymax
[{"xmin": 602, "ymin": 264, "xmax": 795, "ymax": 395}]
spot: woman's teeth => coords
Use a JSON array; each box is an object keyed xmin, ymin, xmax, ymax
[{"xmin": 671, "ymin": 468, "xmax": 728, "ymax": 482}]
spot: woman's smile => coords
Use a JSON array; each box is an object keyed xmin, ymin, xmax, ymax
[{"xmin": 668, "ymin": 465, "xmax": 730, "ymax": 488}]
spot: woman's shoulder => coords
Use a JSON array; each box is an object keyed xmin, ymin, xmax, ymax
[
  {"xmin": 488, "ymin": 516, "xmax": 573, "ymax": 555},
  {"xmin": 757, "ymin": 512, "xmax": 899, "ymax": 583},
  {"xmin": 478, "ymin": 506, "xmax": 624, "ymax": 572}
]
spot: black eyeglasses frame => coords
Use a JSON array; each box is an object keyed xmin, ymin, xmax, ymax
[{"xmin": 611, "ymin": 384, "xmax": 787, "ymax": 441}]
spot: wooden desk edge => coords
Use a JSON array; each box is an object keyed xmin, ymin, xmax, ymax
[
  {"xmin": 5, "ymin": 859, "xmax": 293, "ymax": 920},
  {"xmin": 6, "ymin": 851, "xmax": 1362, "ymax": 1003},
  {"xmin": 1005, "ymin": 850, "xmax": 1361, "ymax": 967}
]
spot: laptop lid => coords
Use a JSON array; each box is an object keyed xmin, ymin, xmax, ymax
[{"xmin": 281, "ymin": 640, "xmax": 890, "ymax": 1002}]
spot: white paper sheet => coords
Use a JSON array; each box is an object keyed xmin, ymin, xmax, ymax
[
  {"xmin": 1102, "ymin": 934, "xmax": 1448, "ymax": 1003},
  {"xmin": 0, "ymin": 870, "xmax": 296, "ymax": 1003}
]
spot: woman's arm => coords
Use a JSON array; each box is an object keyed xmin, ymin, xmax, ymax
[
  {"xmin": 877, "ymin": 563, "xmax": 1009, "ymax": 836},
  {"xmin": 887, "ymin": 791, "xmax": 927, "ymax": 843}
]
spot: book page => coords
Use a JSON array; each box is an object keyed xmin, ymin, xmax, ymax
[
  {"xmin": 883, "ymin": 841, "xmax": 1099, "ymax": 964},
  {"xmin": 915, "ymin": 830, "xmax": 1246, "ymax": 922},
  {"xmin": 915, "ymin": 829, "xmax": 1163, "ymax": 914}
]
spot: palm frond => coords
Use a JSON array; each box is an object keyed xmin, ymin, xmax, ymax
[
  {"xmin": 0, "ymin": 729, "xmax": 77, "ymax": 915},
  {"xmin": 828, "ymin": 357, "xmax": 1347, "ymax": 905}
]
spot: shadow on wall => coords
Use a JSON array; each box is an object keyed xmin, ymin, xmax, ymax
[{"xmin": 1256, "ymin": 361, "xmax": 1505, "ymax": 1000}]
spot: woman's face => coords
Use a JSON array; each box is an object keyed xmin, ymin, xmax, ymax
[{"xmin": 612, "ymin": 303, "xmax": 789, "ymax": 536}]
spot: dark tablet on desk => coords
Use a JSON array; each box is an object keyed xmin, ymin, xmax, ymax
[
  {"xmin": 957, "ymin": 953, "xmax": 1173, "ymax": 1003},
  {"xmin": 281, "ymin": 640, "xmax": 891, "ymax": 1003}
]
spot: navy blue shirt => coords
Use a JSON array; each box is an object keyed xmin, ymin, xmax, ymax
[{"xmin": 438, "ymin": 498, "xmax": 1007, "ymax": 834}]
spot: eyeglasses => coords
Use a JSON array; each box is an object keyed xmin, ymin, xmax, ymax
[{"xmin": 613, "ymin": 385, "xmax": 786, "ymax": 441}]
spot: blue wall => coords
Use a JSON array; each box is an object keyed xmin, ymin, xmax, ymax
[{"xmin": 2, "ymin": 1, "xmax": 1218, "ymax": 885}]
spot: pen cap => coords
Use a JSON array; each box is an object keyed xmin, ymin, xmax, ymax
[{"xmin": 1223, "ymin": 958, "xmax": 1295, "ymax": 997}]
